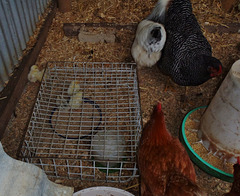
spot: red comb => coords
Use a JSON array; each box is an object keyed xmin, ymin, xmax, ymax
[
  {"xmin": 210, "ymin": 64, "xmax": 222, "ymax": 77},
  {"xmin": 157, "ymin": 102, "xmax": 162, "ymax": 111},
  {"xmin": 220, "ymin": 64, "xmax": 222, "ymax": 72},
  {"xmin": 237, "ymin": 157, "xmax": 240, "ymax": 164},
  {"xmin": 218, "ymin": 64, "xmax": 222, "ymax": 74}
]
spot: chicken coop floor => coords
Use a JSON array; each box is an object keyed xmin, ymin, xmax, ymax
[{"xmin": 1, "ymin": 0, "xmax": 240, "ymax": 195}]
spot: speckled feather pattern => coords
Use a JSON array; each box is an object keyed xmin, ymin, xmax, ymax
[{"xmin": 151, "ymin": 0, "xmax": 218, "ymax": 86}]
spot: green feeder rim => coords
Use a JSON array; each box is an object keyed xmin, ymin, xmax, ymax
[{"xmin": 180, "ymin": 106, "xmax": 233, "ymax": 182}]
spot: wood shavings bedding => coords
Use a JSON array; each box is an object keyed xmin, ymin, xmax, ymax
[{"xmin": 2, "ymin": 0, "xmax": 240, "ymax": 195}]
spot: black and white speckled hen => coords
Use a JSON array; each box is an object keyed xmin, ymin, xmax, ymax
[{"xmin": 147, "ymin": 0, "xmax": 222, "ymax": 86}]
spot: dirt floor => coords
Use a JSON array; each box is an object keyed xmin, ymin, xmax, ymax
[{"xmin": 1, "ymin": 0, "xmax": 240, "ymax": 195}]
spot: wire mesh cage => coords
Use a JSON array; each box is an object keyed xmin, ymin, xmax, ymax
[{"xmin": 20, "ymin": 62, "xmax": 142, "ymax": 182}]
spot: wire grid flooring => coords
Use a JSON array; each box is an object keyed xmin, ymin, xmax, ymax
[{"xmin": 20, "ymin": 62, "xmax": 142, "ymax": 182}]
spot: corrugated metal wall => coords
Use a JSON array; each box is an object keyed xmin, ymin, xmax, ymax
[{"xmin": 0, "ymin": 0, "xmax": 52, "ymax": 91}]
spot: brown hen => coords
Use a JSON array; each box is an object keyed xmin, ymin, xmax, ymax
[
  {"xmin": 224, "ymin": 158, "xmax": 240, "ymax": 196},
  {"xmin": 138, "ymin": 102, "xmax": 206, "ymax": 196}
]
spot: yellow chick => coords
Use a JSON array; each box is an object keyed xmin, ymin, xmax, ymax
[
  {"xmin": 68, "ymin": 92, "xmax": 83, "ymax": 108},
  {"xmin": 28, "ymin": 65, "xmax": 45, "ymax": 82},
  {"xmin": 67, "ymin": 81, "xmax": 81, "ymax": 95}
]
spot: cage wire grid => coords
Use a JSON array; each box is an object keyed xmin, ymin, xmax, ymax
[{"xmin": 20, "ymin": 62, "xmax": 142, "ymax": 182}]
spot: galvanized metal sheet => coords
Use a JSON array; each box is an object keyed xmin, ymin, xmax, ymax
[{"xmin": 0, "ymin": 0, "xmax": 51, "ymax": 91}]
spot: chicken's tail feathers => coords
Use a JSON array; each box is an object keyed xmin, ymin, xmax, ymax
[
  {"xmin": 237, "ymin": 157, "xmax": 240, "ymax": 164},
  {"xmin": 146, "ymin": 0, "xmax": 171, "ymax": 23}
]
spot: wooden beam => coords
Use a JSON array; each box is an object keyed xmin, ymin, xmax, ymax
[
  {"xmin": 221, "ymin": 0, "xmax": 237, "ymax": 12},
  {"xmin": 204, "ymin": 22, "xmax": 240, "ymax": 34},
  {"xmin": 63, "ymin": 23, "xmax": 137, "ymax": 36},
  {"xmin": 57, "ymin": 0, "xmax": 71, "ymax": 12},
  {"xmin": 0, "ymin": 2, "xmax": 57, "ymax": 140}
]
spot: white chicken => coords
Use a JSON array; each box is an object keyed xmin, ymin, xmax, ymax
[
  {"xmin": 28, "ymin": 65, "xmax": 45, "ymax": 82},
  {"xmin": 131, "ymin": 19, "xmax": 166, "ymax": 68},
  {"xmin": 91, "ymin": 130, "xmax": 126, "ymax": 167}
]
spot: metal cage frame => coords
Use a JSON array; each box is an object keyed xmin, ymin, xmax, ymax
[{"xmin": 20, "ymin": 62, "xmax": 142, "ymax": 182}]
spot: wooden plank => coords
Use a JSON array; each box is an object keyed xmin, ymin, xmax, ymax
[
  {"xmin": 0, "ymin": 2, "xmax": 57, "ymax": 140},
  {"xmin": 221, "ymin": 0, "xmax": 237, "ymax": 12},
  {"xmin": 204, "ymin": 22, "xmax": 240, "ymax": 34},
  {"xmin": 63, "ymin": 23, "xmax": 137, "ymax": 36},
  {"xmin": 57, "ymin": 0, "xmax": 71, "ymax": 12}
]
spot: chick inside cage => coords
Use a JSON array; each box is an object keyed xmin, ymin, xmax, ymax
[{"xmin": 20, "ymin": 62, "xmax": 142, "ymax": 182}]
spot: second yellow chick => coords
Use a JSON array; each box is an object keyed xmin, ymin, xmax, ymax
[{"xmin": 68, "ymin": 92, "xmax": 83, "ymax": 108}]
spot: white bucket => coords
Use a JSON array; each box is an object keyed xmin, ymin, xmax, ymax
[
  {"xmin": 200, "ymin": 59, "xmax": 240, "ymax": 162},
  {"xmin": 73, "ymin": 186, "xmax": 134, "ymax": 196}
]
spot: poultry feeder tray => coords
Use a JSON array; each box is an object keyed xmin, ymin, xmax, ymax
[
  {"xmin": 19, "ymin": 62, "xmax": 142, "ymax": 183},
  {"xmin": 180, "ymin": 106, "xmax": 233, "ymax": 182}
]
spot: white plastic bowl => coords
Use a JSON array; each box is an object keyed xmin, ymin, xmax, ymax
[{"xmin": 73, "ymin": 186, "xmax": 134, "ymax": 196}]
